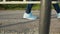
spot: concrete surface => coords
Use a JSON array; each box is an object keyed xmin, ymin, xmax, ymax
[{"xmin": 0, "ymin": 9, "xmax": 60, "ymax": 34}]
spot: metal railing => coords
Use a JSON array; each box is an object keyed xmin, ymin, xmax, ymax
[{"xmin": 0, "ymin": 0, "xmax": 59, "ymax": 4}]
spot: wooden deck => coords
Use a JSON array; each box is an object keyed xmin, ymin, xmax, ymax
[{"xmin": 0, "ymin": 9, "xmax": 60, "ymax": 34}]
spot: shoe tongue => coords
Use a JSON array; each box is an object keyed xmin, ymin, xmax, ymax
[{"xmin": 29, "ymin": 13, "xmax": 33, "ymax": 16}]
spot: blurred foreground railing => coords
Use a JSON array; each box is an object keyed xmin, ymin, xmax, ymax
[{"xmin": 0, "ymin": 1, "xmax": 59, "ymax": 4}]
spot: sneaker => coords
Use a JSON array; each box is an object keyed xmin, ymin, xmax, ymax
[
  {"xmin": 23, "ymin": 12, "xmax": 37, "ymax": 20},
  {"xmin": 57, "ymin": 13, "xmax": 60, "ymax": 18}
]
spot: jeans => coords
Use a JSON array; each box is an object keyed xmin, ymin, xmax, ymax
[
  {"xmin": 26, "ymin": 4, "xmax": 33, "ymax": 14},
  {"xmin": 26, "ymin": 0, "xmax": 34, "ymax": 14},
  {"xmin": 26, "ymin": 1, "xmax": 60, "ymax": 14},
  {"xmin": 53, "ymin": 3, "xmax": 60, "ymax": 13}
]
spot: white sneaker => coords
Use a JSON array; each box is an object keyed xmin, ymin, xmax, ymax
[
  {"xmin": 57, "ymin": 13, "xmax": 60, "ymax": 18},
  {"xmin": 23, "ymin": 12, "xmax": 37, "ymax": 20}
]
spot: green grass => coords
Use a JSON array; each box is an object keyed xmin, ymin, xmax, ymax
[
  {"xmin": 0, "ymin": 4, "xmax": 60, "ymax": 10},
  {"xmin": 13, "ymin": 4, "xmax": 53, "ymax": 10},
  {"xmin": 32, "ymin": 4, "xmax": 40, "ymax": 10},
  {"xmin": 7, "ymin": 4, "xmax": 40, "ymax": 10}
]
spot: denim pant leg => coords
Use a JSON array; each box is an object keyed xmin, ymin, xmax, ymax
[
  {"xmin": 53, "ymin": 3, "xmax": 60, "ymax": 13},
  {"xmin": 26, "ymin": 0, "xmax": 34, "ymax": 14},
  {"xmin": 26, "ymin": 4, "xmax": 33, "ymax": 14}
]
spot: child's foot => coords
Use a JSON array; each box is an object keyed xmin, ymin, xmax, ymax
[
  {"xmin": 57, "ymin": 13, "xmax": 60, "ymax": 18},
  {"xmin": 23, "ymin": 12, "xmax": 37, "ymax": 20}
]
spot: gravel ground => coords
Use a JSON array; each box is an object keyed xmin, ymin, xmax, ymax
[{"xmin": 0, "ymin": 9, "xmax": 60, "ymax": 34}]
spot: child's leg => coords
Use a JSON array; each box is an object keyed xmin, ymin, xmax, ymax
[
  {"xmin": 23, "ymin": 0, "xmax": 37, "ymax": 20},
  {"xmin": 26, "ymin": 4, "xmax": 33, "ymax": 14},
  {"xmin": 53, "ymin": 3, "xmax": 60, "ymax": 13},
  {"xmin": 53, "ymin": 3, "xmax": 60, "ymax": 18},
  {"xmin": 23, "ymin": 4, "xmax": 37, "ymax": 20},
  {"xmin": 25, "ymin": 0, "xmax": 35, "ymax": 14}
]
